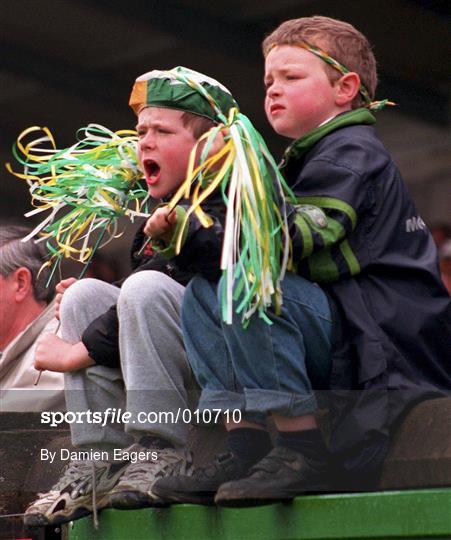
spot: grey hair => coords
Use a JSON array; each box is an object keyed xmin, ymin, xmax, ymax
[{"xmin": 0, "ymin": 225, "xmax": 55, "ymax": 303}]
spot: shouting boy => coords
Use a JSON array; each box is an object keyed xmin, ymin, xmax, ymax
[
  {"xmin": 25, "ymin": 66, "xmax": 234, "ymax": 526},
  {"xmin": 153, "ymin": 16, "xmax": 450, "ymax": 505}
]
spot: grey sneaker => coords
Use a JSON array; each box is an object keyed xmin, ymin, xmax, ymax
[
  {"xmin": 109, "ymin": 445, "xmax": 193, "ymax": 509},
  {"xmin": 24, "ymin": 459, "xmax": 128, "ymax": 527}
]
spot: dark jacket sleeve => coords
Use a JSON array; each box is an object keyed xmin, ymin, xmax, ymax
[
  {"xmin": 284, "ymin": 128, "xmax": 382, "ymax": 265},
  {"xmin": 174, "ymin": 211, "xmax": 225, "ymax": 281},
  {"xmin": 81, "ymin": 304, "xmax": 120, "ymax": 368},
  {"xmin": 287, "ymin": 161, "xmax": 362, "ymax": 261},
  {"xmin": 153, "ymin": 195, "xmax": 226, "ymax": 282}
]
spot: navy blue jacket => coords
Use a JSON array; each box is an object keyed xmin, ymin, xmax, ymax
[{"xmin": 281, "ymin": 111, "xmax": 450, "ymax": 485}]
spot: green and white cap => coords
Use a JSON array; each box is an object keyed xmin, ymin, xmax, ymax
[{"xmin": 129, "ymin": 66, "xmax": 238, "ymax": 122}]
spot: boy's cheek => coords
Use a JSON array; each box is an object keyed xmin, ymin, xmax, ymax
[
  {"xmin": 265, "ymin": 109, "xmax": 278, "ymax": 130},
  {"xmin": 268, "ymin": 118, "xmax": 293, "ymax": 139},
  {"xmin": 264, "ymin": 99, "xmax": 277, "ymax": 126}
]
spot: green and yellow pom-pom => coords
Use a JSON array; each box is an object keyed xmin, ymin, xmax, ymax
[{"xmin": 6, "ymin": 124, "xmax": 148, "ymax": 276}]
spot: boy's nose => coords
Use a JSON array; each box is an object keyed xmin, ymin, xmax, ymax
[
  {"xmin": 266, "ymin": 82, "xmax": 282, "ymax": 98},
  {"xmin": 139, "ymin": 132, "xmax": 156, "ymax": 150}
]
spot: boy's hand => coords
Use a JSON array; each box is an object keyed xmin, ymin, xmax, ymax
[
  {"xmin": 207, "ymin": 129, "xmax": 227, "ymax": 158},
  {"xmin": 35, "ymin": 334, "xmax": 93, "ymax": 372},
  {"xmin": 198, "ymin": 129, "xmax": 227, "ymax": 173},
  {"xmin": 144, "ymin": 206, "xmax": 177, "ymax": 244},
  {"xmin": 55, "ymin": 277, "xmax": 78, "ymax": 320}
]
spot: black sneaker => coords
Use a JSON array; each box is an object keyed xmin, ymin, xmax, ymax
[
  {"xmin": 215, "ymin": 446, "xmax": 331, "ymax": 506},
  {"xmin": 152, "ymin": 452, "xmax": 249, "ymax": 505}
]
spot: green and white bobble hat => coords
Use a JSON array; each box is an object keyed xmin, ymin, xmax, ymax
[{"xmin": 129, "ymin": 66, "xmax": 238, "ymax": 123}]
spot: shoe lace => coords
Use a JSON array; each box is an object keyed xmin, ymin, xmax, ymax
[
  {"xmin": 91, "ymin": 461, "xmax": 99, "ymax": 529},
  {"xmin": 33, "ymin": 460, "xmax": 92, "ymax": 502},
  {"xmin": 31, "ymin": 460, "xmax": 107, "ymax": 529}
]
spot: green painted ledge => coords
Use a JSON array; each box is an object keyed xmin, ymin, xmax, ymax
[{"xmin": 68, "ymin": 489, "xmax": 451, "ymax": 540}]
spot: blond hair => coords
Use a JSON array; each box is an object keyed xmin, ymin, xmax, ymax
[{"xmin": 262, "ymin": 16, "xmax": 377, "ymax": 109}]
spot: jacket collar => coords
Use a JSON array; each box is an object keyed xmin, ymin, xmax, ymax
[{"xmin": 280, "ymin": 108, "xmax": 375, "ymax": 170}]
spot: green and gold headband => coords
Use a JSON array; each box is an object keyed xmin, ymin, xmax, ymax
[
  {"xmin": 267, "ymin": 41, "xmax": 395, "ymax": 111},
  {"xmin": 129, "ymin": 66, "xmax": 238, "ymax": 122}
]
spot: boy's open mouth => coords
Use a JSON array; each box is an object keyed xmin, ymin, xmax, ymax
[{"xmin": 143, "ymin": 159, "xmax": 161, "ymax": 186}]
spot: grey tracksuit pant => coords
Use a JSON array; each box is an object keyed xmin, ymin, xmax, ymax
[{"xmin": 61, "ymin": 271, "xmax": 194, "ymax": 450}]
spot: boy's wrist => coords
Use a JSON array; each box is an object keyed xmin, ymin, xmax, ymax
[{"xmin": 65, "ymin": 341, "xmax": 94, "ymax": 371}]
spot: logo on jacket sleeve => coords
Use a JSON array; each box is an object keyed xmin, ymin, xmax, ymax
[
  {"xmin": 405, "ymin": 216, "xmax": 426, "ymax": 233},
  {"xmin": 297, "ymin": 205, "xmax": 328, "ymax": 228}
]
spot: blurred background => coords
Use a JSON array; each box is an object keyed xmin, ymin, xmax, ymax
[{"xmin": 1, "ymin": 0, "xmax": 450, "ymax": 279}]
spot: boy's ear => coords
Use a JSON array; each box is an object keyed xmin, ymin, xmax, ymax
[{"xmin": 335, "ymin": 72, "xmax": 360, "ymax": 106}]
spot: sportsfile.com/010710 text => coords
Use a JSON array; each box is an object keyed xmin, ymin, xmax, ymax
[{"xmin": 41, "ymin": 408, "xmax": 242, "ymax": 427}]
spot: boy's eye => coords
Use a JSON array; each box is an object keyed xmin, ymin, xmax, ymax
[{"xmin": 157, "ymin": 128, "xmax": 171, "ymax": 134}]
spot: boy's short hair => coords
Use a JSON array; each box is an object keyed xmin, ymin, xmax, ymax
[
  {"xmin": 262, "ymin": 16, "xmax": 377, "ymax": 109},
  {"xmin": 181, "ymin": 111, "xmax": 215, "ymax": 139}
]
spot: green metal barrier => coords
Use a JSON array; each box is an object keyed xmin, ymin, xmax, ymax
[{"xmin": 69, "ymin": 488, "xmax": 451, "ymax": 539}]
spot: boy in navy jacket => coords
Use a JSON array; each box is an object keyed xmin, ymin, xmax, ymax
[{"xmin": 154, "ymin": 16, "xmax": 450, "ymax": 505}]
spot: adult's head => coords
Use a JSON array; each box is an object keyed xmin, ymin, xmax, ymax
[{"xmin": 0, "ymin": 225, "xmax": 55, "ymax": 349}]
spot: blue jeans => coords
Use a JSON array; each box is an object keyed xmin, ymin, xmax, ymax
[{"xmin": 181, "ymin": 273, "xmax": 333, "ymax": 420}]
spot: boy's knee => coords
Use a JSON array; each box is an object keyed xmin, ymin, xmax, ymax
[
  {"xmin": 120, "ymin": 271, "xmax": 165, "ymax": 300},
  {"xmin": 118, "ymin": 271, "xmax": 183, "ymax": 310},
  {"xmin": 60, "ymin": 278, "xmax": 104, "ymax": 315}
]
